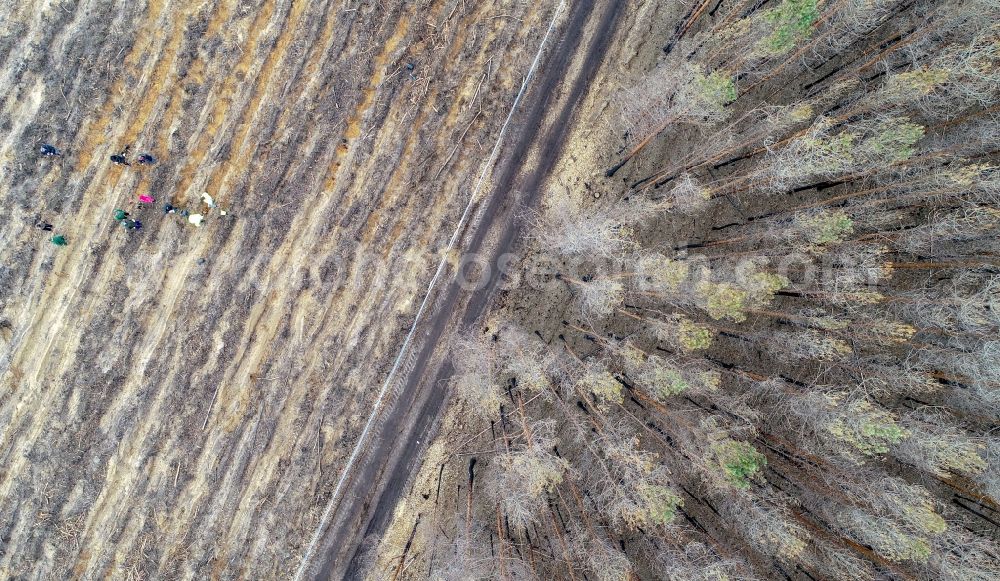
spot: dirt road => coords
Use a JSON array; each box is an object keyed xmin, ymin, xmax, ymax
[{"xmin": 300, "ymin": 1, "xmax": 626, "ymax": 578}]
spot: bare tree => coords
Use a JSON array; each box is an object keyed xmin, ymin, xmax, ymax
[
  {"xmin": 498, "ymin": 326, "xmax": 558, "ymax": 395},
  {"xmin": 895, "ymin": 411, "xmax": 987, "ymax": 478},
  {"xmin": 485, "ymin": 418, "xmax": 570, "ymax": 532},
  {"xmin": 717, "ymin": 493, "xmax": 810, "ymax": 562},
  {"xmin": 533, "ymin": 192, "xmax": 651, "ymax": 259},
  {"xmin": 451, "ymin": 332, "xmax": 503, "ymax": 419},
  {"xmin": 926, "ymin": 527, "xmax": 1000, "ymax": 581},
  {"xmin": 653, "ymin": 541, "xmax": 757, "ymax": 581},
  {"xmin": 567, "ymin": 525, "xmax": 633, "ymax": 581}
]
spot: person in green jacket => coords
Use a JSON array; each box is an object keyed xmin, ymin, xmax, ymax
[
  {"xmin": 51, "ymin": 235, "xmax": 67, "ymax": 246},
  {"xmin": 114, "ymin": 208, "xmax": 129, "ymax": 221}
]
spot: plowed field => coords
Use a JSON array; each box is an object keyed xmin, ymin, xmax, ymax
[{"xmin": 0, "ymin": 1, "xmax": 559, "ymax": 577}]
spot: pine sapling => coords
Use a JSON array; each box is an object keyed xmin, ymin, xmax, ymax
[
  {"xmin": 759, "ymin": 0, "xmax": 821, "ymax": 56},
  {"xmin": 635, "ymin": 252, "xmax": 691, "ymax": 294},
  {"xmin": 576, "ymin": 365, "xmax": 624, "ymax": 409},
  {"xmin": 691, "ymin": 267, "xmax": 788, "ymax": 322},
  {"xmin": 793, "ymin": 209, "xmax": 854, "ymax": 246},
  {"xmin": 710, "ymin": 438, "xmax": 768, "ymax": 489},
  {"xmin": 824, "ymin": 396, "xmax": 909, "ymax": 459},
  {"xmin": 649, "ymin": 314, "xmax": 715, "ymax": 353}
]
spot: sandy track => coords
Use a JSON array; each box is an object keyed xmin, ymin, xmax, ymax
[
  {"xmin": 0, "ymin": 0, "xmax": 559, "ymax": 578},
  {"xmin": 292, "ymin": 2, "xmax": 570, "ymax": 578},
  {"xmin": 294, "ymin": 1, "xmax": 627, "ymax": 578}
]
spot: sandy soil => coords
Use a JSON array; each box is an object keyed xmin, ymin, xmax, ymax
[{"xmin": 0, "ymin": 0, "xmax": 563, "ymax": 578}]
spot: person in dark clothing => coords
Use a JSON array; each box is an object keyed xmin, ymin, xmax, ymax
[
  {"xmin": 110, "ymin": 154, "xmax": 130, "ymax": 166},
  {"xmin": 137, "ymin": 153, "xmax": 156, "ymax": 165},
  {"xmin": 39, "ymin": 144, "xmax": 60, "ymax": 157},
  {"xmin": 35, "ymin": 220, "xmax": 53, "ymax": 232},
  {"xmin": 163, "ymin": 203, "xmax": 175, "ymax": 214}
]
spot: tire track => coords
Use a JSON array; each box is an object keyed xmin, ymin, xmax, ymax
[
  {"xmin": 291, "ymin": 2, "xmax": 570, "ymax": 579},
  {"xmin": 294, "ymin": 0, "xmax": 625, "ymax": 578},
  {"xmin": 340, "ymin": 0, "xmax": 625, "ymax": 575},
  {"xmin": 0, "ymin": 1, "xmax": 553, "ymax": 577}
]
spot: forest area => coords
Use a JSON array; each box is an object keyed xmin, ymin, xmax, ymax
[{"xmin": 372, "ymin": 0, "xmax": 1000, "ymax": 579}]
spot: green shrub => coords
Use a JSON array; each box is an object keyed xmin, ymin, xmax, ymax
[
  {"xmin": 800, "ymin": 131, "xmax": 856, "ymax": 172},
  {"xmin": 886, "ymin": 68, "xmax": 950, "ymax": 97},
  {"xmin": 656, "ymin": 368, "xmax": 690, "ymax": 398},
  {"xmin": 761, "ymin": 0, "xmax": 820, "ymax": 55},
  {"xmin": 640, "ymin": 254, "xmax": 690, "ymax": 291},
  {"xmin": 749, "ymin": 272, "xmax": 790, "ymax": 297},
  {"xmin": 638, "ymin": 485, "xmax": 683, "ymax": 526},
  {"xmin": 797, "ymin": 210, "xmax": 854, "ymax": 245},
  {"xmin": 694, "ymin": 69, "xmax": 738, "ymax": 107},
  {"xmin": 579, "ymin": 370, "xmax": 624, "ymax": 407},
  {"xmin": 677, "ymin": 318, "xmax": 714, "ymax": 351},
  {"xmin": 698, "ymin": 282, "xmax": 749, "ymax": 321},
  {"xmin": 866, "ymin": 119, "xmax": 925, "ymax": 161},
  {"xmin": 712, "ymin": 440, "xmax": 767, "ymax": 489},
  {"xmin": 827, "ymin": 399, "xmax": 908, "ymax": 457}
]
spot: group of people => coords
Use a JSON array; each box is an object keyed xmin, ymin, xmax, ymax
[
  {"xmin": 113, "ymin": 208, "xmax": 142, "ymax": 230},
  {"xmin": 33, "ymin": 218, "xmax": 66, "ymax": 245},
  {"xmin": 34, "ymin": 146, "xmax": 68, "ymax": 245},
  {"xmin": 109, "ymin": 145, "xmax": 156, "ymax": 167},
  {"xmin": 37, "ymin": 142, "xmax": 159, "ymax": 245},
  {"xmin": 41, "ymin": 143, "xmax": 156, "ymax": 166},
  {"xmin": 36, "ymin": 142, "xmax": 225, "ymax": 248}
]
